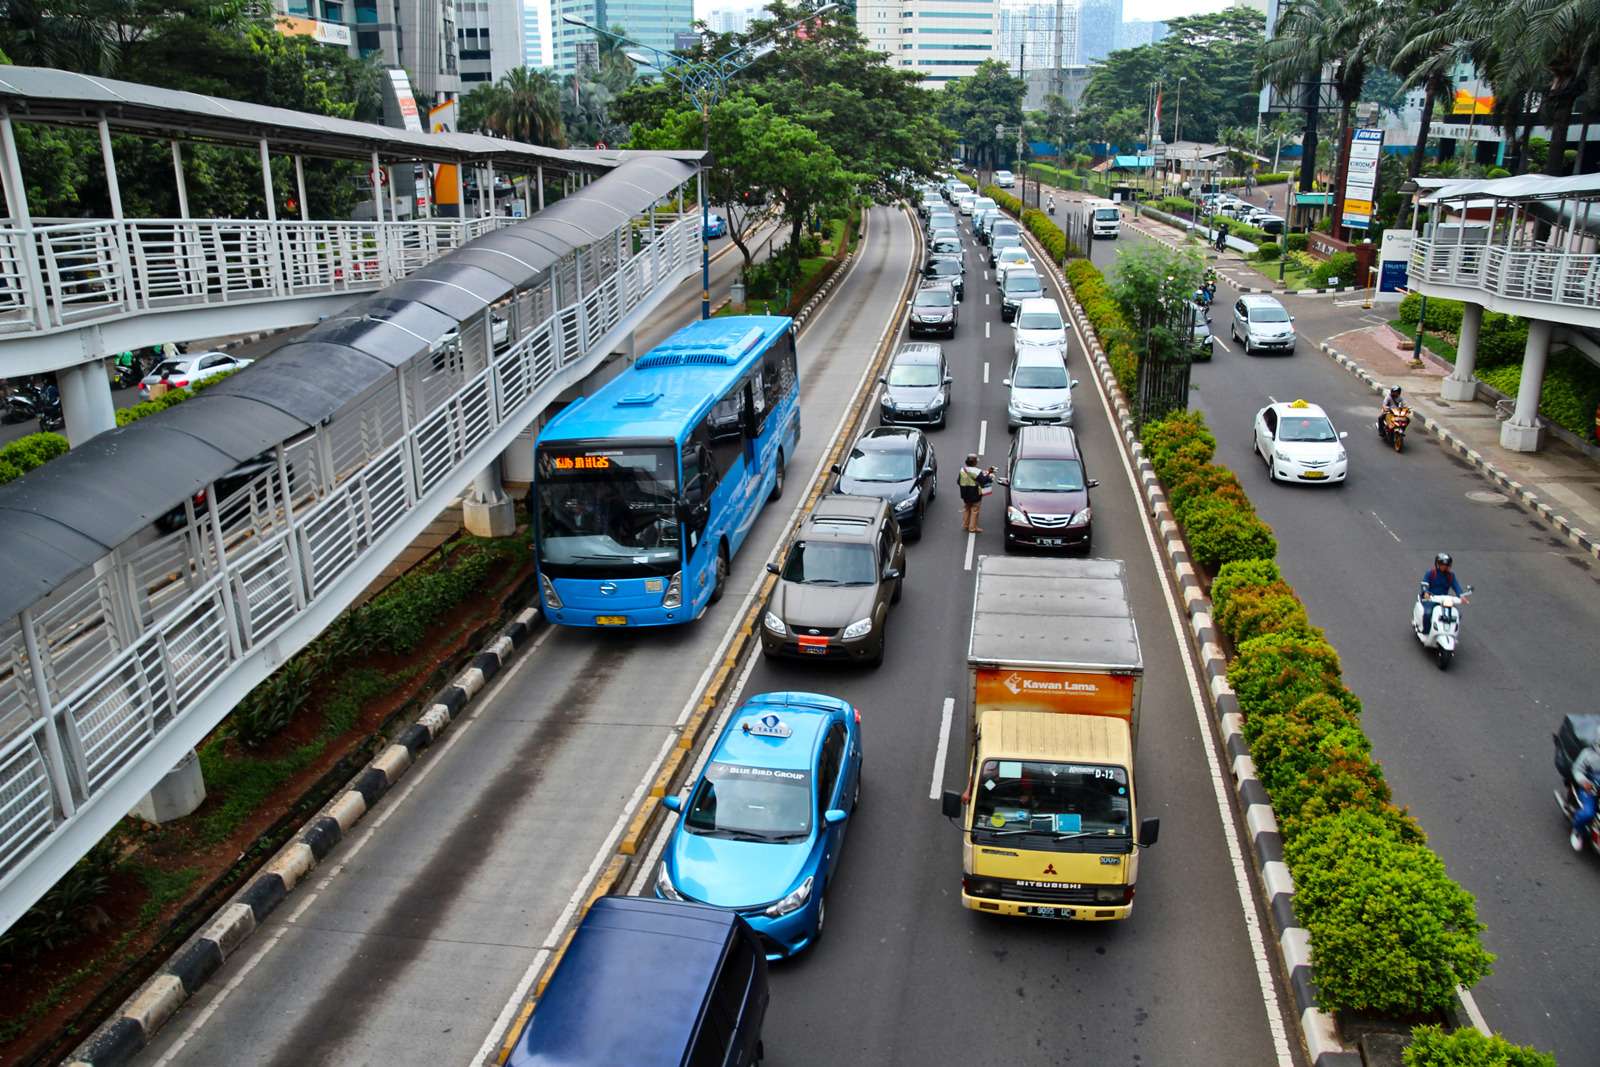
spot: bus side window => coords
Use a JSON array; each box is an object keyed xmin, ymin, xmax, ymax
[
  {"xmin": 762, "ymin": 348, "xmax": 786, "ymax": 410},
  {"xmin": 704, "ymin": 404, "xmax": 741, "ymax": 485}
]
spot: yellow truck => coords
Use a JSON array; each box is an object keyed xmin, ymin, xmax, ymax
[{"xmin": 940, "ymin": 556, "xmax": 1158, "ymax": 921}]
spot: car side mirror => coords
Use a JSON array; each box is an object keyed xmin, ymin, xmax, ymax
[
  {"xmin": 1139, "ymin": 817, "xmax": 1160, "ymax": 847},
  {"xmin": 1290, "ymin": 315, "xmax": 1296, "ymax": 322},
  {"xmin": 878, "ymin": 375, "xmax": 887, "ymax": 385},
  {"xmin": 830, "ymin": 463, "xmax": 841, "ymax": 475},
  {"xmin": 1339, "ymin": 430, "xmax": 1349, "ymax": 439},
  {"xmin": 766, "ymin": 562, "xmax": 780, "ymax": 575},
  {"xmin": 1087, "ymin": 478, "xmax": 1100, "ymax": 489},
  {"xmin": 941, "ymin": 790, "xmax": 963, "ymax": 819},
  {"xmin": 884, "ymin": 567, "xmax": 902, "ymax": 580},
  {"xmin": 824, "ymin": 809, "xmax": 848, "ymax": 826},
  {"xmin": 661, "ymin": 795, "xmax": 683, "ymax": 813},
  {"xmin": 1002, "ymin": 378, "xmax": 1012, "ymax": 386},
  {"xmin": 1070, "ymin": 379, "xmax": 1080, "ymax": 389},
  {"xmin": 944, "ymin": 375, "xmax": 953, "ymax": 385}
]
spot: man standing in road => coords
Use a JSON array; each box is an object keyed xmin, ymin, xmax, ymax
[{"xmin": 958, "ymin": 454, "xmax": 994, "ymax": 533}]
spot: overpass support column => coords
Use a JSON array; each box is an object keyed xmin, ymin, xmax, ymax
[
  {"xmin": 1500, "ymin": 318, "xmax": 1551, "ymax": 452},
  {"xmin": 57, "ymin": 361, "xmax": 116, "ymax": 447},
  {"xmin": 463, "ymin": 461, "xmax": 515, "ymax": 537},
  {"xmin": 1441, "ymin": 302, "xmax": 1483, "ymax": 401},
  {"xmin": 132, "ymin": 749, "xmax": 206, "ymax": 825}
]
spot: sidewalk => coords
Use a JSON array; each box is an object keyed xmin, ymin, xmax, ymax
[{"xmin": 1322, "ymin": 324, "xmax": 1600, "ymax": 559}]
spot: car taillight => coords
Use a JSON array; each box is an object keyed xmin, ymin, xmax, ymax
[
  {"xmin": 193, "ymin": 489, "xmax": 207, "ymax": 505},
  {"xmin": 172, "ymin": 379, "xmax": 189, "ymax": 388},
  {"xmin": 853, "ymin": 706, "xmax": 861, "ymax": 724}
]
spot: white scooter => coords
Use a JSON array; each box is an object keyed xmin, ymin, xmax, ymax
[{"xmin": 1411, "ymin": 582, "xmax": 1473, "ymax": 670}]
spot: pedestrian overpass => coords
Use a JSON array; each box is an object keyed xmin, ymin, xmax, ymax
[{"xmin": 0, "ymin": 68, "xmax": 705, "ymax": 933}]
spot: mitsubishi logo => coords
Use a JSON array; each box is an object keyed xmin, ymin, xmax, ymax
[
  {"xmin": 598, "ymin": 582, "xmax": 617, "ymax": 596},
  {"xmin": 1042, "ymin": 863, "xmax": 1057, "ymax": 876},
  {"xmin": 1003, "ymin": 672, "xmax": 1023, "ymax": 695}
]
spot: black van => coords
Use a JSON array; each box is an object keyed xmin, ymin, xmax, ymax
[{"xmin": 507, "ymin": 896, "xmax": 769, "ymax": 1067}]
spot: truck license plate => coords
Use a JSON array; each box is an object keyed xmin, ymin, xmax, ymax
[
  {"xmin": 595, "ymin": 615, "xmax": 628, "ymax": 626},
  {"xmin": 1026, "ymin": 906, "xmax": 1076, "ymax": 919}
]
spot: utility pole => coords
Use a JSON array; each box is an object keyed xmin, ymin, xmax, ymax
[{"xmin": 1052, "ymin": 0, "xmax": 1065, "ymax": 101}]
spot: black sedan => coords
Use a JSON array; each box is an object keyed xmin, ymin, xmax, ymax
[
  {"xmin": 831, "ymin": 426, "xmax": 937, "ymax": 538},
  {"xmin": 923, "ymin": 257, "xmax": 964, "ymax": 301}
]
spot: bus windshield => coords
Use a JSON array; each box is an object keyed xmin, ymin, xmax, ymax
[{"xmin": 535, "ymin": 444, "xmax": 682, "ymax": 577}]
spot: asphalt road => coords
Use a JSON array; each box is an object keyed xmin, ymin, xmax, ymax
[
  {"xmin": 644, "ymin": 208, "xmax": 1293, "ymax": 1065},
  {"xmin": 1081, "ymin": 210, "xmax": 1599, "ymax": 1063},
  {"xmin": 138, "ymin": 207, "xmax": 904, "ymax": 1067}
]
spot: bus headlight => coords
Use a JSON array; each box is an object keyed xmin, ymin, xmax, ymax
[
  {"xmin": 539, "ymin": 572, "xmax": 563, "ymax": 610},
  {"xmin": 765, "ymin": 875, "xmax": 813, "ymax": 917},
  {"xmin": 842, "ymin": 617, "xmax": 873, "ymax": 640},
  {"xmin": 662, "ymin": 571, "xmax": 682, "ymax": 609}
]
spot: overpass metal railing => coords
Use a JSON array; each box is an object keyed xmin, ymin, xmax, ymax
[
  {"xmin": 0, "ymin": 214, "xmax": 517, "ymax": 334},
  {"xmin": 1411, "ymin": 237, "xmax": 1600, "ymax": 311},
  {"xmin": 0, "ymin": 210, "xmax": 699, "ymax": 917}
]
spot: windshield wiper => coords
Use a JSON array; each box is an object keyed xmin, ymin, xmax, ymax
[
  {"xmin": 801, "ymin": 577, "xmax": 844, "ymax": 585},
  {"xmin": 703, "ymin": 828, "xmax": 779, "ymax": 842}
]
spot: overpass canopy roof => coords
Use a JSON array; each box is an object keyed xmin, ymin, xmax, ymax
[
  {"xmin": 1418, "ymin": 172, "xmax": 1600, "ymax": 205},
  {"xmin": 0, "ymin": 66, "xmax": 702, "ymax": 172},
  {"xmin": 0, "ymin": 153, "xmax": 698, "ymax": 621}
]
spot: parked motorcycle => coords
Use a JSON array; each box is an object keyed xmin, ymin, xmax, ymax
[
  {"xmin": 33, "ymin": 382, "xmax": 63, "ymax": 433},
  {"xmin": 1, "ymin": 386, "xmax": 36, "ymax": 424},
  {"xmin": 1553, "ymin": 714, "xmax": 1600, "ymax": 851},
  {"xmin": 111, "ymin": 355, "xmax": 145, "ymax": 390},
  {"xmin": 1411, "ymin": 581, "xmax": 1472, "ymax": 669},
  {"xmin": 1379, "ymin": 405, "xmax": 1411, "ymax": 452}
]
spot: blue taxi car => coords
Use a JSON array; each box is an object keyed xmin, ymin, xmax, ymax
[
  {"xmin": 658, "ymin": 692, "xmax": 862, "ymax": 959},
  {"xmin": 704, "ymin": 211, "xmax": 728, "ymax": 239}
]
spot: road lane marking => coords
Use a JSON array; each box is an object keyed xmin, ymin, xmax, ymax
[
  {"xmin": 1458, "ymin": 984, "xmax": 1491, "ymax": 1036},
  {"xmin": 983, "ymin": 269, "xmax": 989, "ymax": 281},
  {"xmin": 963, "ymin": 531, "xmax": 975, "ymax": 571},
  {"xmin": 929, "ymin": 697, "xmax": 955, "ymax": 799},
  {"xmin": 1371, "ymin": 511, "xmax": 1402, "ymax": 543},
  {"xmin": 1053, "ymin": 250, "xmax": 1295, "ymax": 1066},
  {"xmin": 985, "ymin": 293, "xmax": 990, "ymax": 306},
  {"xmin": 977, "ymin": 419, "xmax": 987, "ymax": 456},
  {"xmin": 983, "ymin": 362, "xmax": 989, "ymax": 384},
  {"xmin": 1214, "ymin": 335, "xmax": 1234, "ymax": 354},
  {"xmin": 985, "ymin": 321, "xmax": 990, "ymax": 340}
]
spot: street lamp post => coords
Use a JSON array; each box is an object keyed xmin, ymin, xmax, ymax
[{"xmin": 565, "ymin": 5, "xmax": 835, "ymax": 320}]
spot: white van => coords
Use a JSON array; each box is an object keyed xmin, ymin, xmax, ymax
[{"xmin": 1084, "ymin": 198, "xmax": 1121, "ymax": 239}]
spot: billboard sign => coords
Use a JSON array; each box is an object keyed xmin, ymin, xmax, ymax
[
  {"xmin": 385, "ymin": 68, "xmax": 423, "ymax": 133},
  {"xmin": 1375, "ymin": 230, "xmax": 1413, "ymax": 303},
  {"xmin": 1341, "ymin": 128, "xmax": 1383, "ymax": 230}
]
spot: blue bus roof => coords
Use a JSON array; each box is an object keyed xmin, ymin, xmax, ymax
[
  {"xmin": 508, "ymin": 897, "xmax": 740, "ymax": 1067},
  {"xmin": 539, "ymin": 315, "xmax": 793, "ymax": 445}
]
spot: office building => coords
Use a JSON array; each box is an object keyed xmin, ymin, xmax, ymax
[
  {"xmin": 998, "ymin": 0, "xmax": 1079, "ymax": 71},
  {"xmin": 1076, "ymin": 0, "xmax": 1119, "ymax": 63},
  {"xmin": 551, "ymin": 0, "xmax": 694, "ymax": 75},
  {"xmin": 706, "ymin": 5, "xmax": 757, "ymax": 33},
  {"xmin": 861, "ymin": 0, "xmax": 1000, "ymax": 88},
  {"xmin": 1023, "ymin": 64, "xmax": 1092, "ymax": 110},
  {"xmin": 523, "ymin": 0, "xmax": 547, "ymax": 68},
  {"xmin": 457, "ymin": 0, "xmax": 525, "ymax": 85}
]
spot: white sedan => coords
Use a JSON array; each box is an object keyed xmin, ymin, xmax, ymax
[
  {"xmin": 137, "ymin": 351, "xmax": 253, "ymax": 397},
  {"xmin": 1252, "ymin": 399, "xmax": 1349, "ymax": 485}
]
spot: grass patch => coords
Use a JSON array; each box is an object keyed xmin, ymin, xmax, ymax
[
  {"xmin": 1388, "ymin": 319, "xmax": 1458, "ymax": 363},
  {"xmin": 134, "ymin": 865, "xmax": 203, "ymax": 924},
  {"xmin": 1244, "ymin": 257, "xmax": 1312, "ymax": 291}
]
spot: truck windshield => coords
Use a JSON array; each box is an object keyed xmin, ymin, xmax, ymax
[
  {"xmin": 972, "ymin": 759, "xmax": 1131, "ymax": 841},
  {"xmin": 535, "ymin": 444, "xmax": 681, "ymax": 578},
  {"xmin": 1094, "ymin": 208, "xmax": 1120, "ymax": 221}
]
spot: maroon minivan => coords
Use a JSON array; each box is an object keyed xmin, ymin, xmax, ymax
[{"xmin": 1000, "ymin": 425, "xmax": 1098, "ymax": 553}]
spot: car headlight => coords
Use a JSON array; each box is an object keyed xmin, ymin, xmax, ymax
[
  {"xmin": 842, "ymin": 617, "xmax": 873, "ymax": 640},
  {"xmin": 1274, "ymin": 449, "xmax": 1292, "ymax": 462},
  {"xmin": 895, "ymin": 488, "xmax": 919, "ymax": 512},
  {"xmin": 1007, "ymin": 505, "xmax": 1028, "ymax": 525},
  {"xmin": 539, "ymin": 572, "xmax": 563, "ymax": 611},
  {"xmin": 656, "ymin": 863, "xmax": 685, "ymax": 902},
  {"xmin": 763, "ymin": 610, "xmax": 787, "ymax": 635},
  {"xmin": 765, "ymin": 875, "xmax": 814, "ymax": 918},
  {"xmin": 1069, "ymin": 506, "xmax": 1091, "ymax": 526},
  {"xmin": 661, "ymin": 571, "xmax": 682, "ymax": 610},
  {"xmin": 1336, "ymin": 449, "xmax": 1347, "ymax": 461}
]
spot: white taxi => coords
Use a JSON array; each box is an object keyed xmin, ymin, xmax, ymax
[{"xmin": 1252, "ymin": 399, "xmax": 1349, "ymax": 484}]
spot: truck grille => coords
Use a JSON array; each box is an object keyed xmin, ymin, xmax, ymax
[{"xmin": 995, "ymin": 880, "xmax": 1102, "ymax": 905}]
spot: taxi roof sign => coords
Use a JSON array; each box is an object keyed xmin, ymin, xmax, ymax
[
  {"xmin": 1289, "ymin": 399, "xmax": 1310, "ymax": 408},
  {"xmin": 742, "ymin": 713, "xmax": 793, "ymax": 738}
]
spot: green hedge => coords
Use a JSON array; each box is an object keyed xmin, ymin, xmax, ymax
[
  {"xmin": 1064, "ymin": 258, "xmax": 1138, "ymax": 394},
  {"xmin": 1403, "ymin": 1025, "xmax": 1557, "ymax": 1067},
  {"xmin": 0, "ymin": 431, "xmax": 69, "ymax": 486},
  {"xmin": 1284, "ymin": 233, "xmax": 1309, "ymax": 253},
  {"xmin": 1254, "ymin": 243, "xmax": 1282, "ymax": 262},
  {"xmin": 1138, "ymin": 411, "xmax": 1503, "ymax": 1020},
  {"xmin": 1309, "ymin": 251, "xmax": 1358, "ymax": 288},
  {"xmin": 1479, "ymin": 351, "xmax": 1600, "ymax": 439},
  {"xmin": 115, "ymin": 366, "xmax": 238, "ymax": 427},
  {"xmin": 1398, "ymin": 292, "xmax": 1466, "ymax": 334}
]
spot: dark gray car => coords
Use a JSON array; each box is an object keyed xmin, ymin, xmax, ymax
[
  {"xmin": 761, "ymin": 494, "xmax": 905, "ymax": 667},
  {"xmin": 922, "ymin": 256, "xmax": 965, "ymax": 301},
  {"xmin": 879, "ymin": 343, "xmax": 952, "ymax": 430},
  {"xmin": 832, "ymin": 426, "xmax": 937, "ymax": 537}
]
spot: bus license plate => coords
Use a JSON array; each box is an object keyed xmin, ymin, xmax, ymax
[
  {"xmin": 1026, "ymin": 906, "xmax": 1076, "ymax": 919},
  {"xmin": 595, "ymin": 615, "xmax": 628, "ymax": 626}
]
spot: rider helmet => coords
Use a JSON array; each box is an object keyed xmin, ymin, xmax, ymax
[
  {"xmin": 1434, "ymin": 552, "xmax": 1452, "ymax": 568},
  {"xmin": 1390, "ymin": 385, "xmax": 1403, "ymax": 399}
]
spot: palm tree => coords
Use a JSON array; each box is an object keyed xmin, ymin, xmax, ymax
[
  {"xmin": 488, "ymin": 67, "xmax": 567, "ymax": 147},
  {"xmin": 1374, "ymin": 0, "xmax": 1460, "ymax": 176}
]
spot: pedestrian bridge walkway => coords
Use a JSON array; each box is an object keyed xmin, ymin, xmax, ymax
[{"xmin": 0, "ymin": 77, "xmax": 703, "ymax": 930}]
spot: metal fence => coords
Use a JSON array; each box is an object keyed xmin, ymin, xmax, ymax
[
  {"xmin": 1411, "ymin": 238, "xmax": 1600, "ymax": 311},
  {"xmin": 0, "ymin": 208, "xmax": 698, "ymax": 910},
  {"xmin": 0, "ymin": 215, "xmax": 515, "ymax": 334}
]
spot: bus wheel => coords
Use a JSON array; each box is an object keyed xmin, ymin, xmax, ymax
[
  {"xmin": 708, "ymin": 545, "xmax": 729, "ymax": 605},
  {"xmin": 769, "ymin": 451, "xmax": 785, "ymax": 501}
]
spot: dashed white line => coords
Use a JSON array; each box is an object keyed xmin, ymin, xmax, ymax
[
  {"xmin": 1371, "ymin": 511, "xmax": 1402, "ymax": 543},
  {"xmin": 984, "ymin": 321, "xmax": 991, "ymax": 340},
  {"xmin": 963, "ymin": 531, "xmax": 976, "ymax": 571},
  {"xmin": 977, "ymin": 419, "xmax": 987, "ymax": 457},
  {"xmin": 985, "ymin": 293, "xmax": 991, "ymax": 306},
  {"xmin": 929, "ymin": 697, "xmax": 956, "ymax": 799},
  {"xmin": 983, "ymin": 362, "xmax": 990, "ymax": 384}
]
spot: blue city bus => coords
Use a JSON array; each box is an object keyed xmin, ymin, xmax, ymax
[{"xmin": 533, "ymin": 315, "xmax": 801, "ymax": 628}]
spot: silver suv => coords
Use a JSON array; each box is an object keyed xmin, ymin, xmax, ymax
[{"xmin": 1230, "ymin": 294, "xmax": 1296, "ymax": 355}]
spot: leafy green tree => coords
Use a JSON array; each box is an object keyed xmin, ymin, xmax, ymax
[
  {"xmin": 1111, "ymin": 240, "xmax": 1206, "ymax": 363},
  {"xmin": 462, "ymin": 67, "xmax": 566, "ymax": 146},
  {"xmin": 936, "ymin": 60, "xmax": 1023, "ymax": 169}
]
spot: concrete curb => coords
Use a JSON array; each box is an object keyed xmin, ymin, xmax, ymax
[
  {"xmin": 67, "ymin": 607, "xmax": 544, "ymax": 1067},
  {"xmin": 1228, "ymin": 280, "xmax": 1365, "ymax": 297},
  {"xmin": 1316, "ymin": 340, "xmax": 1600, "ymax": 564},
  {"xmin": 1032, "ymin": 241, "xmax": 1361, "ymax": 1066}
]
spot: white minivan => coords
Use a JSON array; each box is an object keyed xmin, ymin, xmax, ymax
[
  {"xmin": 1231, "ymin": 294, "xmax": 1296, "ymax": 355},
  {"xmin": 1012, "ymin": 296, "xmax": 1067, "ymax": 356},
  {"xmin": 995, "ymin": 170, "xmax": 1016, "ymax": 188},
  {"xmin": 1005, "ymin": 344, "xmax": 1079, "ymax": 429}
]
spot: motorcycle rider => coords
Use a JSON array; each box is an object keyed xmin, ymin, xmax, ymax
[
  {"xmin": 1379, "ymin": 385, "xmax": 1407, "ymax": 434},
  {"xmin": 1570, "ymin": 735, "xmax": 1600, "ymax": 851},
  {"xmin": 1419, "ymin": 552, "xmax": 1466, "ymax": 635},
  {"xmin": 1047, "ymin": 193, "xmax": 1056, "ymax": 215}
]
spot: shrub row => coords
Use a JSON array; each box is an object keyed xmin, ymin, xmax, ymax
[
  {"xmin": 1063, "ymin": 258, "xmax": 1138, "ymax": 395},
  {"xmin": 1479, "ymin": 349, "xmax": 1600, "ymax": 439},
  {"xmin": 1138, "ymin": 412, "xmax": 1276, "ymax": 570},
  {"xmin": 1403, "ymin": 1025, "xmax": 1555, "ymax": 1067},
  {"xmin": 1143, "ymin": 410, "xmax": 1500, "ymax": 1020},
  {"xmin": 981, "ymin": 184, "xmax": 1069, "ymax": 264},
  {"xmin": 114, "ymin": 366, "xmax": 236, "ymax": 428},
  {"xmin": 1284, "ymin": 233, "xmax": 1309, "ymax": 253},
  {"xmin": 1309, "ymin": 250, "xmax": 1357, "ymax": 288},
  {"xmin": 1219, "ymin": 171, "xmax": 1291, "ymax": 187},
  {"xmin": 0, "ymin": 431, "xmax": 69, "ymax": 486},
  {"xmin": 1394, "ymin": 295, "xmax": 1531, "ymax": 370}
]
